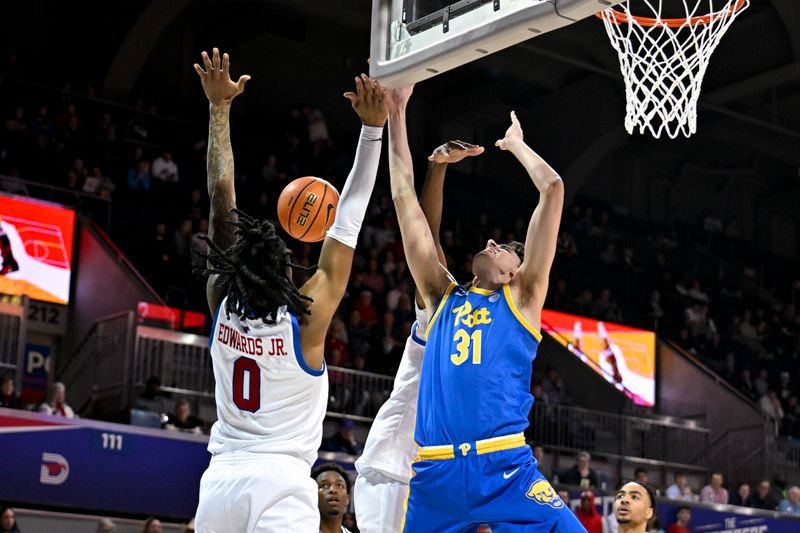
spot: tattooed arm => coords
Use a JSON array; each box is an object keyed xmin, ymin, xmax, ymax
[{"xmin": 193, "ymin": 47, "xmax": 251, "ymax": 313}]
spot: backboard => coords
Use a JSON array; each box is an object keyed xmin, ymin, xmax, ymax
[{"xmin": 369, "ymin": 0, "xmax": 622, "ymax": 87}]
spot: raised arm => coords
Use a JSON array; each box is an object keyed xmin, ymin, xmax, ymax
[
  {"xmin": 386, "ymin": 87, "xmax": 451, "ymax": 313},
  {"xmin": 297, "ymin": 75, "xmax": 388, "ymax": 367},
  {"xmin": 193, "ymin": 48, "xmax": 250, "ymax": 313},
  {"xmin": 496, "ymin": 111, "xmax": 563, "ymax": 313},
  {"xmin": 421, "ymin": 140, "xmax": 484, "ymax": 267}
]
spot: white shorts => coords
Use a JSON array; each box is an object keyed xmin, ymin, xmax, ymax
[
  {"xmin": 195, "ymin": 452, "xmax": 318, "ymax": 533},
  {"xmin": 354, "ymin": 469, "xmax": 410, "ymax": 533}
]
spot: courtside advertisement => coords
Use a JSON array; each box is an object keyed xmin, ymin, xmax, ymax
[
  {"xmin": 0, "ymin": 195, "xmax": 75, "ymax": 304},
  {"xmin": 542, "ymin": 310, "xmax": 656, "ymax": 406}
]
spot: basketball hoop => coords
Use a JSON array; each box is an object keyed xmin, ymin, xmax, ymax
[{"xmin": 598, "ymin": 0, "xmax": 749, "ymax": 139}]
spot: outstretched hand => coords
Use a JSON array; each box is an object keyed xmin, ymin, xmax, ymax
[
  {"xmin": 194, "ymin": 48, "xmax": 251, "ymax": 106},
  {"xmin": 384, "ymin": 84, "xmax": 415, "ymax": 114},
  {"xmin": 495, "ymin": 110, "xmax": 524, "ymax": 151},
  {"xmin": 428, "ymin": 140, "xmax": 484, "ymax": 164},
  {"xmin": 343, "ymin": 74, "xmax": 389, "ymax": 127}
]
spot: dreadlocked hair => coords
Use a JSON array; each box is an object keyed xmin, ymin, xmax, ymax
[{"xmin": 196, "ymin": 209, "xmax": 314, "ymax": 324}]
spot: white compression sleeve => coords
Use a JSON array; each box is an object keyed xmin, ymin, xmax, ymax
[{"xmin": 326, "ymin": 124, "xmax": 383, "ymax": 248}]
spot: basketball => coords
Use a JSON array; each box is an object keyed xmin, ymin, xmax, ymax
[{"xmin": 277, "ymin": 176, "xmax": 340, "ymax": 242}]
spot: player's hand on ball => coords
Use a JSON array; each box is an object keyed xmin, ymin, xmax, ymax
[
  {"xmin": 428, "ymin": 140, "xmax": 484, "ymax": 164},
  {"xmin": 344, "ymin": 74, "xmax": 389, "ymax": 128},
  {"xmin": 194, "ymin": 48, "xmax": 251, "ymax": 106},
  {"xmin": 495, "ymin": 110, "xmax": 524, "ymax": 151}
]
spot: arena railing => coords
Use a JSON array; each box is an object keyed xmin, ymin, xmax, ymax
[
  {"xmin": 528, "ymin": 402, "xmax": 711, "ymax": 473},
  {"xmin": 767, "ymin": 436, "xmax": 800, "ymax": 484},
  {"xmin": 0, "ymin": 296, "xmax": 27, "ymax": 392},
  {"xmin": 63, "ymin": 320, "xmax": 720, "ymax": 473},
  {"xmin": 56, "ymin": 311, "xmax": 136, "ymax": 417},
  {"xmin": 131, "ymin": 326, "xmax": 395, "ymax": 423}
]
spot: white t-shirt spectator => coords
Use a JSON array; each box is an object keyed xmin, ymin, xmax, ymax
[
  {"xmin": 666, "ymin": 483, "xmax": 694, "ymax": 501},
  {"xmin": 152, "ymin": 154, "xmax": 179, "ymax": 182}
]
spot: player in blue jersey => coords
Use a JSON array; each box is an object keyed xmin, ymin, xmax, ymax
[{"xmin": 386, "ymin": 84, "xmax": 585, "ymax": 533}]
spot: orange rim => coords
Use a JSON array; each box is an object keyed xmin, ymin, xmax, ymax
[{"xmin": 595, "ymin": 0, "xmax": 747, "ymax": 27}]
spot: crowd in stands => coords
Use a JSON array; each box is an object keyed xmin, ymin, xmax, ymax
[{"xmin": 2, "ymin": 51, "xmax": 800, "ymax": 531}]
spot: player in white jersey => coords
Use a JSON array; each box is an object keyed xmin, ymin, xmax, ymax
[
  {"xmin": 192, "ymin": 48, "xmax": 388, "ymax": 533},
  {"xmin": 354, "ymin": 140, "xmax": 484, "ymax": 533}
]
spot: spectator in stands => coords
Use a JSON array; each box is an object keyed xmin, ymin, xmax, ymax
[
  {"xmin": 647, "ymin": 515, "xmax": 665, "ymax": 533},
  {"xmin": 759, "ymin": 389, "xmax": 784, "ymax": 426},
  {"xmin": 666, "ymin": 471, "xmax": 693, "ymax": 501},
  {"xmin": 777, "ymin": 371, "xmax": 794, "ymax": 404},
  {"xmin": 700, "ymin": 472, "xmax": 728, "ymax": 504},
  {"xmin": 750, "ymin": 480, "xmax": 779, "ymax": 510},
  {"xmin": 777, "ymin": 486, "xmax": 800, "ymax": 514},
  {"xmin": 634, "ymin": 468, "xmax": 649, "ymax": 485},
  {"xmin": 783, "ymin": 395, "xmax": 800, "ymax": 437},
  {"xmin": 737, "ymin": 368, "xmax": 758, "ymax": 402},
  {"xmin": 533, "ymin": 445, "xmax": 544, "ymax": 465},
  {"xmin": 542, "ymin": 367, "xmax": 569, "ymax": 405},
  {"xmin": 135, "ymin": 376, "xmax": 169, "ymax": 417},
  {"xmin": 95, "ymin": 518, "xmax": 116, "ymax": 532},
  {"xmin": 312, "ymin": 463, "xmax": 352, "ymax": 533},
  {"xmin": 666, "ymin": 507, "xmax": 691, "ymax": 533},
  {"xmin": 753, "ymin": 368, "xmax": 769, "ymax": 397},
  {"xmin": 165, "ymin": 399, "xmax": 203, "ymax": 433},
  {"xmin": 320, "ymin": 418, "xmax": 362, "ymax": 456},
  {"xmin": 140, "ymin": 518, "xmax": 161, "ymax": 533},
  {"xmin": 561, "ymin": 451, "xmax": 599, "ymax": 488},
  {"xmin": 151, "ymin": 151, "xmax": 179, "ymax": 184},
  {"xmin": 342, "ymin": 512, "xmax": 358, "ymax": 533},
  {"xmin": 190, "ymin": 219, "xmax": 209, "ymax": 271},
  {"xmin": 729, "ymin": 482, "xmax": 751, "ymax": 507},
  {"xmin": 577, "ymin": 491, "xmax": 602, "ymax": 533},
  {"xmin": 0, "ymin": 374, "xmax": 20, "ymax": 409},
  {"xmin": 0, "ymin": 507, "xmax": 20, "ymax": 533},
  {"xmin": 127, "ymin": 160, "xmax": 152, "ymax": 192},
  {"xmin": 353, "ymin": 290, "xmax": 378, "ymax": 326},
  {"xmin": 38, "ymin": 382, "xmax": 75, "ymax": 418},
  {"xmin": 557, "ymin": 490, "xmax": 571, "ymax": 508}
]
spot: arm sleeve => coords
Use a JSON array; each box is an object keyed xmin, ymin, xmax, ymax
[{"xmin": 326, "ymin": 125, "xmax": 383, "ymax": 249}]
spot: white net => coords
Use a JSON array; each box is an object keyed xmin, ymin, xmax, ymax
[{"xmin": 599, "ymin": 0, "xmax": 749, "ymax": 139}]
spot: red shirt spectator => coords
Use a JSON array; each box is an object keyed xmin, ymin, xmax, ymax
[
  {"xmin": 667, "ymin": 507, "xmax": 692, "ymax": 533},
  {"xmin": 576, "ymin": 491, "xmax": 602, "ymax": 533}
]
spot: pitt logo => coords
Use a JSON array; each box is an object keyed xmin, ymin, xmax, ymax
[
  {"xmin": 526, "ymin": 480, "xmax": 563, "ymax": 509},
  {"xmin": 458, "ymin": 443, "xmax": 472, "ymax": 456},
  {"xmin": 452, "ymin": 301, "xmax": 492, "ymax": 328},
  {"xmin": 295, "ymin": 192, "xmax": 319, "ymax": 228}
]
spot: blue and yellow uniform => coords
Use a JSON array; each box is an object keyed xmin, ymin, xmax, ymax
[{"xmin": 403, "ymin": 283, "xmax": 585, "ymax": 533}]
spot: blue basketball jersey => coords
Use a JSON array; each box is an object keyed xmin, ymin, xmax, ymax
[{"xmin": 415, "ymin": 283, "xmax": 542, "ymax": 447}]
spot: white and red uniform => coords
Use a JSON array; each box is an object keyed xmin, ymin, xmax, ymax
[
  {"xmin": 353, "ymin": 306, "xmax": 427, "ymax": 533},
  {"xmin": 196, "ymin": 300, "xmax": 328, "ymax": 533}
]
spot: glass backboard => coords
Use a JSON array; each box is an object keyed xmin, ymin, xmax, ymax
[{"xmin": 370, "ymin": 0, "xmax": 621, "ymax": 87}]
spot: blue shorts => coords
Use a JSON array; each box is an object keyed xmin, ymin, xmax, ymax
[{"xmin": 402, "ymin": 446, "xmax": 586, "ymax": 533}]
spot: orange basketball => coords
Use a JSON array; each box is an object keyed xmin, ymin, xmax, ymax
[{"xmin": 277, "ymin": 176, "xmax": 340, "ymax": 242}]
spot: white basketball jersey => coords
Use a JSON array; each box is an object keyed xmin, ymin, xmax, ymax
[
  {"xmin": 355, "ymin": 306, "xmax": 427, "ymax": 483},
  {"xmin": 207, "ymin": 299, "xmax": 328, "ymax": 466}
]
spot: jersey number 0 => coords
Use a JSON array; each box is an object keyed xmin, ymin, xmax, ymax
[{"xmin": 232, "ymin": 356, "xmax": 260, "ymax": 412}]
